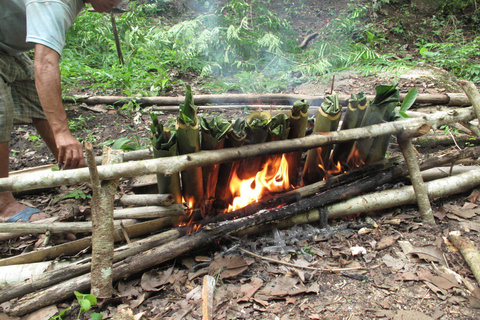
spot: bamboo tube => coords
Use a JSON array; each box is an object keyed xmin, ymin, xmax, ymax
[{"xmin": 302, "ymin": 93, "xmax": 341, "ymax": 185}]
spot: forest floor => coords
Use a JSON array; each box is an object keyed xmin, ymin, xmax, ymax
[{"xmin": 2, "ymin": 1, "xmax": 480, "ymax": 320}]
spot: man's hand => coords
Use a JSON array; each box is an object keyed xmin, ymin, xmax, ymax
[
  {"xmin": 56, "ymin": 131, "xmax": 85, "ymax": 169},
  {"xmin": 34, "ymin": 44, "xmax": 85, "ymax": 169}
]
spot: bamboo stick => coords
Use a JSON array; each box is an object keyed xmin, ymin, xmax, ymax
[
  {"xmin": 113, "ymin": 204, "xmax": 186, "ymax": 219},
  {"xmin": 1, "ymin": 107, "xmax": 477, "ymax": 194},
  {"xmin": 116, "ymin": 194, "xmax": 175, "ymax": 206},
  {"xmin": 397, "ymin": 133, "xmax": 435, "ymax": 223},
  {"xmin": 64, "ymin": 92, "xmax": 471, "ymax": 107}
]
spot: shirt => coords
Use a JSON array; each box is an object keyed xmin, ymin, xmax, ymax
[{"xmin": 0, "ymin": 0, "xmax": 85, "ymax": 55}]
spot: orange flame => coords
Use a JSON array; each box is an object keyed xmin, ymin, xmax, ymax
[
  {"xmin": 346, "ymin": 145, "xmax": 365, "ymax": 169},
  {"xmin": 228, "ymin": 155, "xmax": 291, "ymax": 212}
]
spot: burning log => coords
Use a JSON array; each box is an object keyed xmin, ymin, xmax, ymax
[{"xmin": 0, "ymin": 108, "xmax": 477, "ymax": 194}]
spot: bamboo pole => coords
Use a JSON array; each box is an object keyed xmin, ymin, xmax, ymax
[
  {"xmin": 86, "ymin": 144, "xmax": 122, "ymax": 298},
  {"xmin": 63, "ymin": 92, "xmax": 471, "ymax": 107},
  {"xmin": 116, "ymin": 194, "xmax": 175, "ymax": 206},
  {"xmin": 1, "ymin": 107, "xmax": 477, "ymax": 194}
]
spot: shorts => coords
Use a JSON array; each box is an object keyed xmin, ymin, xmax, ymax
[{"xmin": 0, "ymin": 51, "xmax": 45, "ymax": 143}]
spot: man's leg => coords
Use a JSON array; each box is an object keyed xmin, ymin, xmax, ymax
[{"xmin": 0, "ymin": 142, "xmax": 28, "ymax": 221}]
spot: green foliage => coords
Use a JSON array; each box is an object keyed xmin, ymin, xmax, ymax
[
  {"xmin": 62, "ymin": 189, "xmax": 92, "ymax": 200},
  {"xmin": 419, "ymin": 36, "xmax": 480, "ymax": 82},
  {"xmin": 59, "ymin": 0, "xmax": 480, "ymax": 96},
  {"xmin": 74, "ymin": 291, "xmax": 103, "ymax": 320}
]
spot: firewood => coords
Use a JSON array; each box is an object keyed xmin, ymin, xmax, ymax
[
  {"xmin": 1, "ymin": 107, "xmax": 476, "ymax": 194},
  {"xmin": 0, "ymin": 216, "xmax": 181, "ymax": 266},
  {"xmin": 6, "ymin": 162, "xmax": 480, "ymax": 317},
  {"xmin": 0, "ymin": 229, "xmax": 182, "ymax": 304}
]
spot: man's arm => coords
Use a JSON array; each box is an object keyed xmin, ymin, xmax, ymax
[{"xmin": 33, "ymin": 43, "xmax": 84, "ymax": 169}]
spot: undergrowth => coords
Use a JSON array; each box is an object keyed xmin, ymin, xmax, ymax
[{"xmin": 60, "ymin": 0, "xmax": 480, "ymax": 96}]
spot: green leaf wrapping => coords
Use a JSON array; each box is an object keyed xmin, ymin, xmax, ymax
[
  {"xmin": 200, "ymin": 115, "xmax": 232, "ymax": 214},
  {"xmin": 286, "ymin": 99, "xmax": 310, "ymax": 187},
  {"xmin": 356, "ymin": 83, "xmax": 400, "ymax": 164},
  {"xmin": 302, "ymin": 93, "xmax": 341, "ymax": 185},
  {"xmin": 330, "ymin": 92, "xmax": 368, "ymax": 168},
  {"xmin": 177, "ymin": 84, "xmax": 198, "ymax": 127},
  {"xmin": 176, "ymin": 84, "xmax": 203, "ymax": 213}
]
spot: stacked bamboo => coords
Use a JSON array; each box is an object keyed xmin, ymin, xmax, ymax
[{"xmin": 150, "ymin": 82, "xmax": 417, "ymax": 216}]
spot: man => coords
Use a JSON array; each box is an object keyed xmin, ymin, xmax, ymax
[{"xmin": 0, "ymin": 0, "xmax": 121, "ymax": 222}]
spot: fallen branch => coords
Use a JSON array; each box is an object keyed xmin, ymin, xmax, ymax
[
  {"xmin": 239, "ymin": 248, "xmax": 378, "ymax": 272},
  {"xmin": 448, "ymin": 231, "xmax": 480, "ymax": 287},
  {"xmin": 1, "ymin": 107, "xmax": 476, "ymax": 193},
  {"xmin": 299, "ymin": 32, "xmax": 319, "ymax": 49}
]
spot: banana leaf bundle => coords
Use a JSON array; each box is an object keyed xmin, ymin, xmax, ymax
[
  {"xmin": 176, "ymin": 84, "xmax": 204, "ymax": 214},
  {"xmin": 330, "ymin": 92, "xmax": 368, "ymax": 169},
  {"xmin": 285, "ymin": 99, "xmax": 309, "ymax": 187},
  {"xmin": 150, "ymin": 113, "xmax": 182, "ymax": 203},
  {"xmin": 302, "ymin": 93, "xmax": 341, "ymax": 186},
  {"xmin": 200, "ymin": 115, "xmax": 232, "ymax": 214},
  {"xmin": 355, "ymin": 83, "xmax": 399, "ymax": 165},
  {"xmin": 235, "ymin": 111, "xmax": 272, "ymax": 181},
  {"xmin": 214, "ymin": 118, "xmax": 247, "ymax": 212}
]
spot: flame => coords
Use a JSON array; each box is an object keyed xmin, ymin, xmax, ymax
[
  {"xmin": 346, "ymin": 145, "xmax": 365, "ymax": 169},
  {"xmin": 228, "ymin": 155, "xmax": 291, "ymax": 212}
]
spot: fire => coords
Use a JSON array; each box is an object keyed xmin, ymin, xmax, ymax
[
  {"xmin": 228, "ymin": 155, "xmax": 291, "ymax": 212},
  {"xmin": 346, "ymin": 145, "xmax": 365, "ymax": 169}
]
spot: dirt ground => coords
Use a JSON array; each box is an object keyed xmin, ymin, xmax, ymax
[{"xmin": 2, "ymin": 1, "xmax": 480, "ymax": 320}]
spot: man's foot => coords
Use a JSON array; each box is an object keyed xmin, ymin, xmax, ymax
[{"xmin": 0, "ymin": 192, "xmax": 48, "ymax": 222}]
